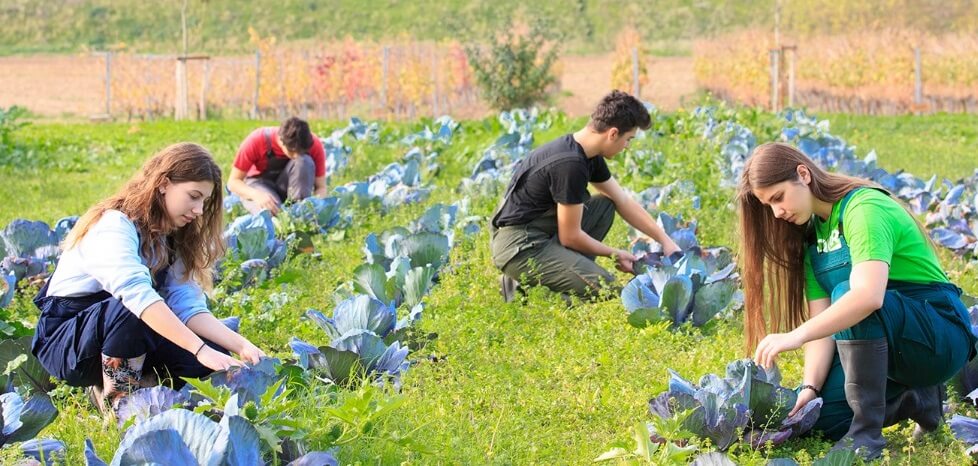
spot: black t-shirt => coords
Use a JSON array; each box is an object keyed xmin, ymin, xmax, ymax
[{"xmin": 493, "ymin": 134, "xmax": 612, "ymax": 227}]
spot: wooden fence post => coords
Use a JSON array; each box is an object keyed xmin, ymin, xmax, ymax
[
  {"xmin": 252, "ymin": 50, "xmax": 261, "ymax": 119},
  {"xmin": 914, "ymin": 47, "xmax": 923, "ymax": 115},
  {"xmin": 769, "ymin": 49, "xmax": 781, "ymax": 111},
  {"xmin": 632, "ymin": 47, "xmax": 641, "ymax": 98}
]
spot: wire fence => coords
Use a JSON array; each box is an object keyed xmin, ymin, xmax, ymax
[
  {"xmin": 97, "ymin": 40, "xmax": 480, "ymax": 121},
  {"xmin": 694, "ymin": 30, "xmax": 978, "ymax": 115}
]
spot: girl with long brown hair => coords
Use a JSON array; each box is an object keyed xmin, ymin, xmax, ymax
[
  {"xmin": 31, "ymin": 143, "xmax": 266, "ymax": 415},
  {"xmin": 738, "ymin": 142, "xmax": 975, "ymax": 459}
]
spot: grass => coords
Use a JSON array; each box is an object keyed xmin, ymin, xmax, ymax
[
  {"xmin": 827, "ymin": 113, "xmax": 978, "ymax": 181},
  {"xmin": 0, "ymin": 0, "xmax": 732, "ymax": 56},
  {"xmin": 1, "ymin": 108, "xmax": 977, "ymax": 464},
  {"xmin": 13, "ymin": 0, "xmax": 975, "ymax": 57}
]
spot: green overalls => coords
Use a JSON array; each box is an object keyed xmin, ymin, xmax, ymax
[{"xmin": 807, "ymin": 188, "xmax": 978, "ymax": 440}]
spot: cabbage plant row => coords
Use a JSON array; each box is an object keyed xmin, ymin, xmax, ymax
[
  {"xmin": 696, "ymin": 107, "xmax": 978, "ymax": 263},
  {"xmin": 78, "ymin": 117, "xmax": 467, "ymax": 466},
  {"xmin": 289, "ymin": 110, "xmax": 538, "ymax": 394},
  {"xmin": 0, "ymin": 116, "xmax": 463, "ymax": 465},
  {"xmin": 290, "ymin": 201, "xmax": 478, "ymax": 391}
]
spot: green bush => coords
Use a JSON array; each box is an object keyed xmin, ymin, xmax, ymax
[
  {"xmin": 0, "ymin": 106, "xmax": 27, "ymax": 148},
  {"xmin": 465, "ymin": 20, "xmax": 562, "ymax": 111},
  {"xmin": 0, "ymin": 106, "xmax": 29, "ymax": 168}
]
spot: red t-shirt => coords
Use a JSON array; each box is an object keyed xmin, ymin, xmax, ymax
[{"xmin": 233, "ymin": 127, "xmax": 327, "ymax": 178}]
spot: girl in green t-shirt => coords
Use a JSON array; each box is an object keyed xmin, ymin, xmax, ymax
[{"xmin": 736, "ymin": 142, "xmax": 976, "ymax": 460}]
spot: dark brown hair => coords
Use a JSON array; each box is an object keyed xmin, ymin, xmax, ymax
[
  {"xmin": 278, "ymin": 117, "xmax": 314, "ymax": 153},
  {"xmin": 588, "ymin": 90, "xmax": 652, "ymax": 133}
]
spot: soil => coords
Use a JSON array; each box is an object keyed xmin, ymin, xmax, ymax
[
  {"xmin": 0, "ymin": 53, "xmax": 696, "ymax": 121},
  {"xmin": 556, "ymin": 54, "xmax": 697, "ymax": 115}
]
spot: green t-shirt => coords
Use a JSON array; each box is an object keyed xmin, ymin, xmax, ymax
[{"xmin": 804, "ymin": 188, "xmax": 948, "ymax": 301}]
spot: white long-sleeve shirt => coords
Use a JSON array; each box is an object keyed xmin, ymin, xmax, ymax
[{"xmin": 46, "ymin": 210, "xmax": 209, "ymax": 324}]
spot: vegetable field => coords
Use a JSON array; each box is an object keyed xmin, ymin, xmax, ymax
[{"xmin": 0, "ymin": 104, "xmax": 976, "ymax": 465}]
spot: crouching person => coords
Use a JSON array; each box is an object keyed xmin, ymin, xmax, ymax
[
  {"xmin": 741, "ymin": 142, "xmax": 977, "ymax": 460},
  {"xmin": 227, "ymin": 116, "xmax": 329, "ymax": 215},
  {"xmin": 31, "ymin": 142, "xmax": 267, "ymax": 414},
  {"xmin": 490, "ymin": 90, "xmax": 680, "ymax": 301}
]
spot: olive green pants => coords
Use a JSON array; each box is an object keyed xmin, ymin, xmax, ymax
[{"xmin": 490, "ymin": 195, "xmax": 617, "ymax": 299}]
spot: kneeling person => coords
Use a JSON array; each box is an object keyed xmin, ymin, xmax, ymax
[
  {"xmin": 490, "ymin": 90, "xmax": 680, "ymax": 300},
  {"xmin": 228, "ymin": 117, "xmax": 329, "ymax": 215},
  {"xmin": 32, "ymin": 143, "xmax": 267, "ymax": 415}
]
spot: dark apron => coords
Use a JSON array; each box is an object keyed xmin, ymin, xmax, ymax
[
  {"xmin": 808, "ymin": 187, "xmax": 977, "ymax": 439},
  {"xmin": 30, "ymin": 265, "xmax": 169, "ymax": 387},
  {"xmin": 256, "ymin": 128, "xmax": 290, "ymax": 185},
  {"xmin": 30, "ymin": 240, "xmax": 228, "ymax": 388}
]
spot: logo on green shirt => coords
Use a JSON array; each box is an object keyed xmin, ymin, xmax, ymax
[{"xmin": 816, "ymin": 229, "xmax": 843, "ymax": 254}]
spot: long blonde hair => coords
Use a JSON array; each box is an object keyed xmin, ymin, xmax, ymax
[
  {"xmin": 64, "ymin": 143, "xmax": 226, "ymax": 290},
  {"xmin": 737, "ymin": 142, "xmax": 874, "ymax": 352}
]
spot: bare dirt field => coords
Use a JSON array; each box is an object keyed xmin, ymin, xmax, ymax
[
  {"xmin": 556, "ymin": 54, "xmax": 697, "ymax": 115},
  {"xmin": 0, "ymin": 53, "xmax": 696, "ymax": 120},
  {"xmin": 0, "ymin": 55, "xmax": 106, "ymax": 118}
]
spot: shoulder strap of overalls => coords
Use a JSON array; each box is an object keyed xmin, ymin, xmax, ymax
[
  {"xmin": 136, "ymin": 230, "xmax": 173, "ymax": 289},
  {"xmin": 490, "ymin": 159, "xmax": 531, "ymax": 228},
  {"xmin": 262, "ymin": 128, "xmax": 276, "ymax": 161},
  {"xmin": 837, "ymin": 186, "xmax": 890, "ymax": 237}
]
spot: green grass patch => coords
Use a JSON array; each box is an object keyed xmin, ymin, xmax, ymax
[{"xmin": 827, "ymin": 113, "xmax": 978, "ymax": 181}]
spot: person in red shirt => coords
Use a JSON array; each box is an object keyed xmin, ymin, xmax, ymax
[{"xmin": 228, "ymin": 117, "xmax": 329, "ymax": 215}]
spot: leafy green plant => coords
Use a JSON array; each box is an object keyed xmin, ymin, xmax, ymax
[
  {"xmin": 465, "ymin": 20, "xmax": 562, "ymax": 111},
  {"xmin": 188, "ymin": 377, "xmax": 308, "ymax": 456},
  {"xmin": 594, "ymin": 422, "xmax": 697, "ymax": 465},
  {"xmin": 0, "ymin": 106, "xmax": 28, "ymax": 149}
]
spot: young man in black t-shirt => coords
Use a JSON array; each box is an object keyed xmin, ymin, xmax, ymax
[{"xmin": 489, "ymin": 90, "xmax": 681, "ymax": 301}]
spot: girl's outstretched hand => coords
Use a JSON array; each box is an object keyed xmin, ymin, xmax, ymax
[
  {"xmin": 237, "ymin": 340, "xmax": 267, "ymax": 365},
  {"xmin": 789, "ymin": 386, "xmax": 818, "ymax": 417},
  {"xmin": 196, "ymin": 346, "xmax": 244, "ymax": 372},
  {"xmin": 754, "ymin": 330, "xmax": 806, "ymax": 369}
]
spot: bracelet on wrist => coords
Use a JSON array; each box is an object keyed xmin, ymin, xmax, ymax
[
  {"xmin": 800, "ymin": 384, "xmax": 821, "ymax": 397},
  {"xmin": 193, "ymin": 341, "xmax": 207, "ymax": 357}
]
